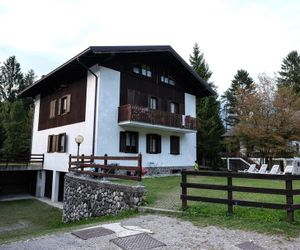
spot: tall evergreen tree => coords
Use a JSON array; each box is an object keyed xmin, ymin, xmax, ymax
[
  {"xmin": 0, "ymin": 56, "xmax": 34, "ymax": 158},
  {"xmin": 222, "ymin": 69, "xmax": 255, "ymax": 129},
  {"xmin": 278, "ymin": 50, "xmax": 300, "ymax": 94},
  {"xmin": 0, "ymin": 56, "xmax": 24, "ymax": 101},
  {"xmin": 1, "ymin": 100, "xmax": 32, "ymax": 158},
  {"xmin": 190, "ymin": 43, "xmax": 224, "ymax": 168}
]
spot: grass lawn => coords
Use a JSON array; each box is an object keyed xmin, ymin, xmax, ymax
[
  {"xmin": 3, "ymin": 175, "xmax": 300, "ymax": 244},
  {"xmin": 120, "ymin": 175, "xmax": 300, "ymax": 237},
  {"xmin": 0, "ymin": 199, "xmax": 138, "ymax": 245}
]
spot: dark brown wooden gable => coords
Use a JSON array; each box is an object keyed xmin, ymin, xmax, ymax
[
  {"xmin": 120, "ymin": 71, "xmax": 185, "ymax": 115},
  {"xmin": 38, "ymin": 75, "xmax": 87, "ymax": 130}
]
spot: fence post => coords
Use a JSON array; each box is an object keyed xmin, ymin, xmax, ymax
[
  {"xmin": 138, "ymin": 153, "xmax": 142, "ymax": 183},
  {"xmin": 81, "ymin": 154, "xmax": 84, "ymax": 171},
  {"xmin": 285, "ymin": 173, "xmax": 294, "ymax": 223},
  {"xmin": 227, "ymin": 171, "xmax": 233, "ymax": 215},
  {"xmin": 68, "ymin": 154, "xmax": 71, "ymax": 171},
  {"xmin": 181, "ymin": 171, "xmax": 187, "ymax": 210},
  {"xmin": 103, "ymin": 153, "xmax": 108, "ymax": 181}
]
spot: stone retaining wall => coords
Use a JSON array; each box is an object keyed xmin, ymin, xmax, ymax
[
  {"xmin": 62, "ymin": 173, "xmax": 144, "ymax": 223},
  {"xmin": 146, "ymin": 166, "xmax": 193, "ymax": 176}
]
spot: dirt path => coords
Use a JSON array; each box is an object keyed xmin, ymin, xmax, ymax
[{"xmin": 1, "ymin": 215, "xmax": 300, "ymax": 250}]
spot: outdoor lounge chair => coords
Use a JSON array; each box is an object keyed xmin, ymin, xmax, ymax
[
  {"xmin": 258, "ymin": 164, "xmax": 268, "ymax": 174},
  {"xmin": 269, "ymin": 165, "xmax": 281, "ymax": 175},
  {"xmin": 283, "ymin": 165, "xmax": 294, "ymax": 174},
  {"xmin": 238, "ymin": 164, "xmax": 257, "ymax": 173}
]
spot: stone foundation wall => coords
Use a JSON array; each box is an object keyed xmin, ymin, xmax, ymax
[
  {"xmin": 62, "ymin": 173, "xmax": 144, "ymax": 223},
  {"xmin": 146, "ymin": 166, "xmax": 193, "ymax": 176}
]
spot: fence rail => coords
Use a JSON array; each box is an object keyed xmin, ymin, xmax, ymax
[
  {"xmin": 0, "ymin": 154, "xmax": 44, "ymax": 167},
  {"xmin": 68, "ymin": 153, "xmax": 142, "ymax": 181},
  {"xmin": 181, "ymin": 170, "xmax": 300, "ymax": 223}
]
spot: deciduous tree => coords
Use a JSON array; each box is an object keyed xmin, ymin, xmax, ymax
[{"xmin": 234, "ymin": 73, "xmax": 300, "ymax": 162}]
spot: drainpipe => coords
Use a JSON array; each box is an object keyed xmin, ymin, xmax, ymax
[{"xmin": 76, "ymin": 58, "xmax": 98, "ymax": 156}]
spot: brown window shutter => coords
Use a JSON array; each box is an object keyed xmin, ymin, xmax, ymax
[
  {"xmin": 146, "ymin": 134, "xmax": 150, "ymax": 153},
  {"xmin": 66, "ymin": 94, "xmax": 71, "ymax": 113},
  {"xmin": 49, "ymin": 100, "xmax": 56, "ymax": 118},
  {"xmin": 120, "ymin": 131, "xmax": 126, "ymax": 152},
  {"xmin": 54, "ymin": 135, "xmax": 59, "ymax": 152},
  {"xmin": 157, "ymin": 135, "xmax": 161, "ymax": 153},
  {"xmin": 57, "ymin": 98, "xmax": 62, "ymax": 115},
  {"xmin": 63, "ymin": 133, "xmax": 67, "ymax": 152},
  {"xmin": 47, "ymin": 135, "xmax": 52, "ymax": 152},
  {"xmin": 170, "ymin": 136, "xmax": 180, "ymax": 154}
]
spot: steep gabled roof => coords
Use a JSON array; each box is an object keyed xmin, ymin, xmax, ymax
[{"xmin": 20, "ymin": 45, "xmax": 215, "ymax": 97}]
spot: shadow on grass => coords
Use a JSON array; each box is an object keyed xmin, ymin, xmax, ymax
[{"xmin": 0, "ymin": 199, "xmax": 138, "ymax": 245}]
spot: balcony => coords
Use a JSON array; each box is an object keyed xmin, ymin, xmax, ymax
[{"xmin": 118, "ymin": 104, "xmax": 197, "ymax": 133}]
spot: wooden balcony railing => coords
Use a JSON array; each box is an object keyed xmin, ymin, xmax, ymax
[{"xmin": 118, "ymin": 104, "xmax": 197, "ymax": 130}]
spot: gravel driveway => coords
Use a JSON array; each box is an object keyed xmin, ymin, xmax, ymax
[{"xmin": 1, "ymin": 215, "xmax": 300, "ymax": 250}]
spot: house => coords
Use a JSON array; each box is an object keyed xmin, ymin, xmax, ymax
[{"xmin": 20, "ymin": 46, "xmax": 214, "ymax": 202}]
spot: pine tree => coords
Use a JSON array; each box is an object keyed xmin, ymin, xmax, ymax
[
  {"xmin": 222, "ymin": 69, "xmax": 255, "ymax": 129},
  {"xmin": 1, "ymin": 100, "xmax": 32, "ymax": 158},
  {"xmin": 190, "ymin": 43, "xmax": 224, "ymax": 168},
  {"xmin": 278, "ymin": 50, "xmax": 300, "ymax": 94},
  {"xmin": 0, "ymin": 56, "xmax": 24, "ymax": 101},
  {"xmin": 0, "ymin": 56, "xmax": 35, "ymax": 158}
]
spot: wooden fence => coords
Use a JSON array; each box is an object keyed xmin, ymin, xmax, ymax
[
  {"xmin": 181, "ymin": 170, "xmax": 300, "ymax": 223},
  {"xmin": 68, "ymin": 153, "xmax": 142, "ymax": 181},
  {"xmin": 0, "ymin": 153, "xmax": 44, "ymax": 167}
]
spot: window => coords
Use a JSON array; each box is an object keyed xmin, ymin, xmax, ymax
[
  {"xmin": 146, "ymin": 134, "xmax": 161, "ymax": 154},
  {"xmin": 58, "ymin": 94, "xmax": 71, "ymax": 115},
  {"xmin": 120, "ymin": 131, "xmax": 139, "ymax": 153},
  {"xmin": 133, "ymin": 64, "xmax": 152, "ymax": 77},
  {"xmin": 150, "ymin": 97, "xmax": 158, "ymax": 110},
  {"xmin": 47, "ymin": 133, "xmax": 67, "ymax": 153},
  {"xmin": 170, "ymin": 136, "xmax": 180, "ymax": 155},
  {"xmin": 58, "ymin": 133, "xmax": 67, "ymax": 152},
  {"xmin": 170, "ymin": 102, "xmax": 179, "ymax": 114},
  {"xmin": 161, "ymin": 73, "xmax": 175, "ymax": 85},
  {"xmin": 49, "ymin": 100, "xmax": 56, "ymax": 118}
]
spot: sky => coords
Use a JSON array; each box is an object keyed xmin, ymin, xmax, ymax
[{"xmin": 0, "ymin": 0, "xmax": 300, "ymax": 96}]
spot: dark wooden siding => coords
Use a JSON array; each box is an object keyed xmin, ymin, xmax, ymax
[
  {"xmin": 120, "ymin": 72, "xmax": 185, "ymax": 114},
  {"xmin": 38, "ymin": 75, "xmax": 87, "ymax": 130}
]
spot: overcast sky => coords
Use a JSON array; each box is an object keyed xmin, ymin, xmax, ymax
[{"xmin": 0, "ymin": 0, "xmax": 299, "ymax": 95}]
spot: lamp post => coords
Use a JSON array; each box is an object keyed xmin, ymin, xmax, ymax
[{"xmin": 75, "ymin": 135, "xmax": 84, "ymax": 162}]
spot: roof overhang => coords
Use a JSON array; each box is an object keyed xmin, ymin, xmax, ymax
[{"xmin": 20, "ymin": 45, "xmax": 216, "ymax": 98}]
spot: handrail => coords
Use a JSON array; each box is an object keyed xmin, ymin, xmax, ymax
[{"xmin": 68, "ymin": 153, "xmax": 143, "ymax": 182}]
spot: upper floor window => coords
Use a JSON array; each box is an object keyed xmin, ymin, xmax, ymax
[
  {"xmin": 120, "ymin": 131, "xmax": 139, "ymax": 153},
  {"xmin": 150, "ymin": 97, "xmax": 158, "ymax": 110},
  {"xmin": 161, "ymin": 73, "xmax": 175, "ymax": 86},
  {"xmin": 133, "ymin": 64, "xmax": 152, "ymax": 77},
  {"xmin": 58, "ymin": 94, "xmax": 71, "ymax": 115},
  {"xmin": 170, "ymin": 102, "xmax": 179, "ymax": 114},
  {"xmin": 146, "ymin": 134, "xmax": 161, "ymax": 154}
]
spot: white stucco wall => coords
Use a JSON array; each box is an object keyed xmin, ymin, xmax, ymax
[{"xmin": 94, "ymin": 67, "xmax": 197, "ymax": 167}]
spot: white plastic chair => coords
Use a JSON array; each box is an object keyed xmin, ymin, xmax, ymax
[
  {"xmin": 283, "ymin": 165, "xmax": 294, "ymax": 174},
  {"xmin": 269, "ymin": 165, "xmax": 281, "ymax": 175},
  {"xmin": 258, "ymin": 164, "xmax": 268, "ymax": 174},
  {"xmin": 247, "ymin": 164, "xmax": 257, "ymax": 173}
]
